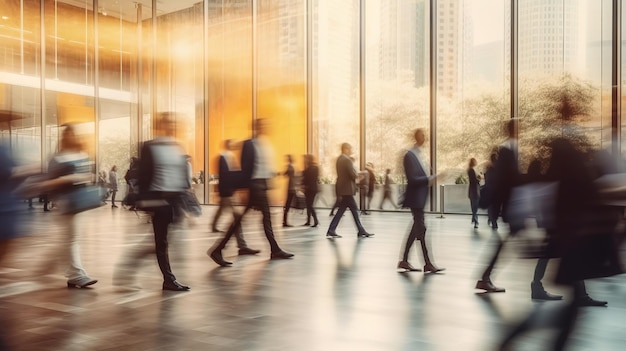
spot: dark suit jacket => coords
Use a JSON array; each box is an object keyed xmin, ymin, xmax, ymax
[
  {"xmin": 493, "ymin": 141, "xmax": 520, "ymax": 222},
  {"xmin": 218, "ymin": 154, "xmax": 237, "ymax": 197},
  {"xmin": 335, "ymin": 154, "xmax": 357, "ymax": 196},
  {"xmin": 137, "ymin": 139, "xmax": 186, "ymax": 196},
  {"xmin": 402, "ymin": 149, "xmax": 430, "ymax": 209},
  {"xmin": 467, "ymin": 168, "xmax": 480, "ymax": 199},
  {"xmin": 238, "ymin": 139, "xmax": 255, "ymax": 188},
  {"xmin": 302, "ymin": 165, "xmax": 319, "ymax": 194}
]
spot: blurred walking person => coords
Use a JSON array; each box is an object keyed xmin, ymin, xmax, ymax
[
  {"xmin": 326, "ymin": 143, "xmax": 375, "ymax": 239},
  {"xmin": 397, "ymin": 129, "xmax": 445, "ymax": 273},
  {"xmin": 210, "ymin": 139, "xmax": 259, "ymax": 256},
  {"xmin": 379, "ymin": 168, "xmax": 399, "ymax": 210},
  {"xmin": 476, "ymin": 120, "xmax": 520, "ymax": 293},
  {"xmin": 137, "ymin": 112, "xmax": 190, "ymax": 291},
  {"xmin": 467, "ymin": 158, "xmax": 480, "ymax": 228},
  {"xmin": 282, "ymin": 154, "xmax": 296, "ymax": 227},
  {"xmin": 208, "ymin": 118, "xmax": 294, "ymax": 266},
  {"xmin": 39, "ymin": 124, "xmax": 98, "ymax": 288},
  {"xmin": 302, "ymin": 154, "xmax": 320, "ymax": 227},
  {"xmin": 360, "ymin": 162, "xmax": 375, "ymax": 215},
  {"xmin": 109, "ymin": 165, "xmax": 118, "ymax": 208}
]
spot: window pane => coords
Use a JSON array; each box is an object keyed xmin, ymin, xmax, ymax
[
  {"xmin": 365, "ymin": 0, "xmax": 430, "ymax": 211},
  {"xmin": 311, "ymin": 0, "xmax": 360, "ymax": 207},
  {"xmin": 258, "ymin": 0, "xmax": 306, "ymax": 206}
]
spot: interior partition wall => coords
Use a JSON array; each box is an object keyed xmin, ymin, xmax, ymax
[{"xmin": 0, "ymin": 0, "xmax": 623, "ymax": 211}]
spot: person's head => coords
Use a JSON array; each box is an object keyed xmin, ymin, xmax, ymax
[
  {"xmin": 469, "ymin": 158, "xmax": 477, "ymax": 168},
  {"xmin": 385, "ymin": 168, "xmax": 391, "ymax": 174},
  {"xmin": 224, "ymin": 139, "xmax": 234, "ymax": 151},
  {"xmin": 154, "ymin": 112, "xmax": 176, "ymax": 137},
  {"xmin": 341, "ymin": 143, "xmax": 353, "ymax": 156},
  {"xmin": 60, "ymin": 124, "xmax": 82, "ymax": 151},
  {"xmin": 254, "ymin": 118, "xmax": 270, "ymax": 137},
  {"xmin": 413, "ymin": 128, "xmax": 426, "ymax": 147},
  {"xmin": 304, "ymin": 154, "xmax": 315, "ymax": 166},
  {"xmin": 286, "ymin": 154, "xmax": 293, "ymax": 164},
  {"xmin": 490, "ymin": 152, "xmax": 498, "ymax": 164},
  {"xmin": 111, "ymin": 165, "xmax": 117, "ymax": 172},
  {"xmin": 505, "ymin": 119, "xmax": 517, "ymax": 139}
]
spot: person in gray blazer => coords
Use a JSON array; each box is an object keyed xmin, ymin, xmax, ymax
[
  {"xmin": 397, "ymin": 129, "xmax": 445, "ymax": 273},
  {"xmin": 326, "ymin": 143, "xmax": 374, "ymax": 238}
]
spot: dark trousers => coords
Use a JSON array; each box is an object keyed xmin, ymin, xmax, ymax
[
  {"xmin": 400, "ymin": 208, "xmax": 432, "ymax": 265},
  {"xmin": 380, "ymin": 190, "xmax": 397, "ymax": 209},
  {"xmin": 305, "ymin": 191, "xmax": 318, "ymax": 224},
  {"xmin": 283, "ymin": 190, "xmax": 296, "ymax": 224},
  {"xmin": 152, "ymin": 205, "xmax": 176, "ymax": 283},
  {"xmin": 469, "ymin": 196, "xmax": 479, "ymax": 223},
  {"xmin": 214, "ymin": 179, "xmax": 281, "ymax": 253},
  {"xmin": 111, "ymin": 190, "xmax": 117, "ymax": 205},
  {"xmin": 328, "ymin": 195, "xmax": 365, "ymax": 234},
  {"xmin": 211, "ymin": 196, "xmax": 248, "ymax": 248}
]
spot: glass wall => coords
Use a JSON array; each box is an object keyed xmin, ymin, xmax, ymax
[
  {"xmin": 435, "ymin": 0, "xmax": 510, "ymax": 212},
  {"xmin": 97, "ymin": 0, "xmax": 138, "ymax": 192},
  {"xmin": 257, "ymin": 0, "xmax": 307, "ymax": 204},
  {"xmin": 206, "ymin": 0, "xmax": 253, "ymax": 204},
  {"xmin": 1, "ymin": 0, "xmax": 624, "ymax": 211},
  {"xmin": 365, "ymin": 0, "xmax": 430, "ymax": 210},
  {"xmin": 0, "ymin": 0, "xmax": 41, "ymax": 165},
  {"xmin": 518, "ymin": 0, "xmax": 608, "ymax": 171},
  {"xmin": 311, "ymin": 0, "xmax": 361, "ymax": 207}
]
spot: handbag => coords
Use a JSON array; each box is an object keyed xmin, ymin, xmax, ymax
[{"xmin": 61, "ymin": 185, "xmax": 105, "ymax": 214}]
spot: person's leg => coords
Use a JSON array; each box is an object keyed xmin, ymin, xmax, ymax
[
  {"xmin": 111, "ymin": 191, "xmax": 118, "ymax": 207},
  {"xmin": 475, "ymin": 233, "xmax": 507, "ymax": 292},
  {"xmin": 60, "ymin": 213, "xmax": 96, "ymax": 287},
  {"xmin": 345, "ymin": 196, "xmax": 367, "ymax": 234},
  {"xmin": 328, "ymin": 196, "xmax": 349, "ymax": 234},
  {"xmin": 470, "ymin": 197, "xmax": 479, "ymax": 224},
  {"xmin": 152, "ymin": 206, "xmax": 176, "ymax": 283},
  {"xmin": 310, "ymin": 193, "xmax": 319, "ymax": 226},
  {"xmin": 283, "ymin": 190, "xmax": 295, "ymax": 226},
  {"xmin": 401, "ymin": 209, "xmax": 421, "ymax": 262},
  {"xmin": 304, "ymin": 192, "xmax": 313, "ymax": 224},
  {"xmin": 211, "ymin": 196, "xmax": 227, "ymax": 232},
  {"xmin": 248, "ymin": 185, "xmax": 282, "ymax": 253}
]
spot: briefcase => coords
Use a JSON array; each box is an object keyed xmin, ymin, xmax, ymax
[{"xmin": 62, "ymin": 185, "xmax": 105, "ymax": 214}]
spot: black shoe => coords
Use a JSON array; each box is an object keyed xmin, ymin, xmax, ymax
[
  {"xmin": 423, "ymin": 264, "xmax": 445, "ymax": 274},
  {"xmin": 358, "ymin": 232, "xmax": 375, "ymax": 238},
  {"xmin": 283, "ymin": 223, "xmax": 293, "ymax": 228},
  {"xmin": 397, "ymin": 261, "xmax": 421, "ymax": 272},
  {"xmin": 575, "ymin": 296, "xmax": 607, "ymax": 307},
  {"xmin": 329, "ymin": 212, "xmax": 334, "ymax": 217},
  {"xmin": 531, "ymin": 282, "xmax": 563, "ymax": 301},
  {"xmin": 67, "ymin": 276, "xmax": 98, "ymax": 288},
  {"xmin": 326, "ymin": 232, "xmax": 342, "ymax": 238},
  {"xmin": 303, "ymin": 222, "xmax": 311, "ymax": 226},
  {"xmin": 209, "ymin": 250, "xmax": 232, "ymax": 266},
  {"xmin": 311, "ymin": 222, "xmax": 319, "ymax": 228},
  {"xmin": 270, "ymin": 250, "xmax": 294, "ymax": 259},
  {"xmin": 475, "ymin": 279, "xmax": 505, "ymax": 293},
  {"xmin": 163, "ymin": 280, "xmax": 190, "ymax": 291},
  {"xmin": 238, "ymin": 247, "xmax": 261, "ymax": 255},
  {"xmin": 112, "ymin": 204, "xmax": 118, "ymax": 208},
  {"xmin": 211, "ymin": 227, "xmax": 220, "ymax": 233}
]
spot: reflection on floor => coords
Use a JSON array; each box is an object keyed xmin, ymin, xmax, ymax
[{"xmin": 0, "ymin": 205, "xmax": 624, "ymax": 350}]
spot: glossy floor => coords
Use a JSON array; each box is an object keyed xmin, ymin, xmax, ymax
[{"xmin": 0, "ymin": 205, "xmax": 624, "ymax": 350}]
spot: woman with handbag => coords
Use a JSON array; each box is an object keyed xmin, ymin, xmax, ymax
[{"xmin": 39, "ymin": 124, "xmax": 98, "ymax": 288}]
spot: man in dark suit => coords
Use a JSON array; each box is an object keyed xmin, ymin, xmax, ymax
[
  {"xmin": 209, "ymin": 118, "xmax": 293, "ymax": 266},
  {"xmin": 210, "ymin": 139, "xmax": 260, "ymax": 256},
  {"xmin": 138, "ymin": 112, "xmax": 190, "ymax": 291},
  {"xmin": 397, "ymin": 129, "xmax": 444, "ymax": 273},
  {"xmin": 326, "ymin": 143, "xmax": 374, "ymax": 238},
  {"xmin": 475, "ymin": 119, "xmax": 520, "ymax": 292}
]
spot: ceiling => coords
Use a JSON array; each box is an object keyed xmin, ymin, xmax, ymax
[{"xmin": 58, "ymin": 0, "xmax": 202, "ymax": 21}]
